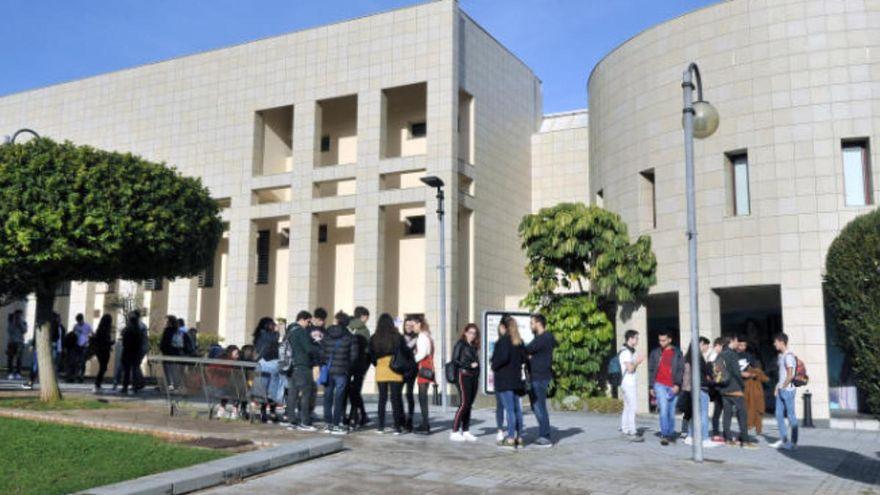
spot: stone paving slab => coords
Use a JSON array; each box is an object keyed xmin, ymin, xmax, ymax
[{"xmin": 78, "ymin": 439, "xmax": 343, "ymax": 495}]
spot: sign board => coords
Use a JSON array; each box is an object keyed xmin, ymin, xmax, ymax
[{"xmin": 482, "ymin": 311, "xmax": 534, "ymax": 394}]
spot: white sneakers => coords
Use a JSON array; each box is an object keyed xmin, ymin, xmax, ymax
[
  {"xmin": 462, "ymin": 431, "xmax": 478, "ymax": 442},
  {"xmin": 449, "ymin": 431, "xmax": 465, "ymax": 442},
  {"xmin": 769, "ymin": 440, "xmax": 784, "ymax": 449},
  {"xmin": 702, "ymin": 439, "xmax": 719, "ymax": 449},
  {"xmin": 496, "ymin": 430, "xmax": 505, "ymax": 442}
]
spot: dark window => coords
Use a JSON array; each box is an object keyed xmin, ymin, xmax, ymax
[
  {"xmin": 405, "ymin": 215, "xmax": 426, "ymax": 236},
  {"xmin": 320, "ymin": 135, "xmax": 331, "ymax": 152},
  {"xmin": 55, "ymin": 281, "xmax": 71, "ymax": 297},
  {"xmin": 279, "ymin": 227, "xmax": 290, "ymax": 248},
  {"xmin": 256, "ymin": 230, "xmax": 270, "ymax": 285},
  {"xmin": 198, "ymin": 257, "xmax": 215, "ymax": 288},
  {"xmin": 318, "ymin": 224, "xmax": 328, "ymax": 243},
  {"xmin": 143, "ymin": 278, "xmax": 163, "ymax": 291},
  {"xmin": 410, "ymin": 122, "xmax": 427, "ymax": 138},
  {"xmin": 842, "ymin": 139, "xmax": 873, "ymax": 206}
]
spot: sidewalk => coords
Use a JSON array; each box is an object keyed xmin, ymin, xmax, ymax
[{"xmin": 1, "ymin": 385, "xmax": 877, "ymax": 494}]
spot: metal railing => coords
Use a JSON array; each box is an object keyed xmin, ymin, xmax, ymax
[{"xmin": 148, "ymin": 355, "xmax": 267, "ymax": 421}]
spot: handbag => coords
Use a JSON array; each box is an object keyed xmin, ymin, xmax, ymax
[
  {"xmin": 390, "ymin": 340, "xmax": 416, "ymax": 375},
  {"xmin": 444, "ymin": 361, "xmax": 457, "ymax": 384},
  {"xmin": 416, "ymin": 338, "xmax": 435, "ymax": 382},
  {"xmin": 417, "ymin": 367, "xmax": 435, "ymax": 382},
  {"xmin": 318, "ymin": 340, "xmax": 341, "ymax": 386}
]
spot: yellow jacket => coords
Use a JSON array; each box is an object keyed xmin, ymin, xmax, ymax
[{"xmin": 375, "ymin": 355, "xmax": 403, "ymax": 383}]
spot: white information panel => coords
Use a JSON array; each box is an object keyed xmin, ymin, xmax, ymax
[{"xmin": 482, "ymin": 311, "xmax": 534, "ymax": 394}]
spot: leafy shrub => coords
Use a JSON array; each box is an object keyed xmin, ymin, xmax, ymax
[
  {"xmin": 545, "ymin": 296, "xmax": 614, "ymax": 398},
  {"xmin": 825, "ymin": 208, "xmax": 880, "ymax": 418}
]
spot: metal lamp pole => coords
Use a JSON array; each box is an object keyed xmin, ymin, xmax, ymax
[
  {"xmin": 421, "ymin": 176, "xmax": 448, "ymax": 413},
  {"xmin": 682, "ymin": 62, "xmax": 719, "ymax": 463}
]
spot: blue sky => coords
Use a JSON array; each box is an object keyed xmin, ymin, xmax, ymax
[{"xmin": 1, "ymin": 0, "xmax": 716, "ymax": 113}]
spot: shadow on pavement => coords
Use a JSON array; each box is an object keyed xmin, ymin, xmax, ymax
[
  {"xmin": 779, "ymin": 445, "xmax": 880, "ymax": 486},
  {"xmin": 429, "ymin": 418, "xmax": 484, "ymax": 434}
]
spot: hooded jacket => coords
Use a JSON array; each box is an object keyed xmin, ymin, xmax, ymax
[{"xmin": 321, "ymin": 324, "xmax": 358, "ymax": 376}]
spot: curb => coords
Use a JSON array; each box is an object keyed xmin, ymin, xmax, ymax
[{"xmin": 77, "ymin": 437, "xmax": 344, "ymax": 495}]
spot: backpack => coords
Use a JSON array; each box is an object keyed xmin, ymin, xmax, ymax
[
  {"xmin": 712, "ymin": 357, "xmax": 730, "ymax": 387},
  {"xmin": 607, "ymin": 350, "xmax": 623, "ymax": 387},
  {"xmin": 278, "ymin": 332, "xmax": 293, "ymax": 374},
  {"xmin": 444, "ymin": 361, "xmax": 457, "ymax": 384},
  {"xmin": 791, "ymin": 353, "xmax": 809, "ymax": 387}
]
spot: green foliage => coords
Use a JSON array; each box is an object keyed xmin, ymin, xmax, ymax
[
  {"xmin": 0, "ymin": 417, "xmax": 227, "ymax": 495},
  {"xmin": 519, "ymin": 202, "xmax": 656, "ymax": 308},
  {"xmin": 0, "ymin": 397, "xmax": 119, "ymax": 411},
  {"xmin": 545, "ymin": 296, "xmax": 614, "ymax": 398},
  {"xmin": 824, "ymin": 208, "xmax": 880, "ymax": 418},
  {"xmin": 552, "ymin": 394, "xmax": 624, "ymax": 414},
  {"xmin": 0, "ymin": 138, "xmax": 224, "ymax": 301},
  {"xmin": 519, "ymin": 202, "xmax": 657, "ymax": 398}
]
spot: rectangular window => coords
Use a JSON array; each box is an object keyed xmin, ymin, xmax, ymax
[
  {"xmin": 256, "ymin": 230, "xmax": 270, "ymax": 285},
  {"xmin": 318, "ymin": 224, "xmax": 328, "ymax": 244},
  {"xmin": 405, "ymin": 215, "xmax": 426, "ymax": 236},
  {"xmin": 639, "ymin": 169, "xmax": 656, "ymax": 229},
  {"xmin": 143, "ymin": 278, "xmax": 163, "ymax": 291},
  {"xmin": 727, "ymin": 152, "xmax": 750, "ymax": 216},
  {"xmin": 595, "ymin": 189, "xmax": 604, "ymax": 208},
  {"xmin": 409, "ymin": 122, "xmax": 427, "ymax": 138},
  {"xmin": 842, "ymin": 139, "xmax": 873, "ymax": 206},
  {"xmin": 320, "ymin": 135, "xmax": 331, "ymax": 153},
  {"xmin": 55, "ymin": 281, "xmax": 71, "ymax": 297},
  {"xmin": 198, "ymin": 258, "xmax": 215, "ymax": 289}
]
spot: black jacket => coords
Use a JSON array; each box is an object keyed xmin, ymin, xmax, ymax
[
  {"xmin": 286, "ymin": 324, "xmax": 320, "ymax": 371},
  {"xmin": 254, "ymin": 329, "xmax": 280, "ymax": 361},
  {"xmin": 452, "ymin": 340, "xmax": 479, "ymax": 374},
  {"xmin": 491, "ymin": 334, "xmax": 526, "ymax": 392},
  {"xmin": 525, "ymin": 331, "xmax": 556, "ymax": 381},
  {"xmin": 321, "ymin": 324, "xmax": 358, "ymax": 376},
  {"xmin": 648, "ymin": 345, "xmax": 685, "ymax": 388},
  {"xmin": 718, "ymin": 347, "xmax": 745, "ymax": 394},
  {"xmin": 160, "ymin": 327, "xmax": 192, "ymax": 356}
]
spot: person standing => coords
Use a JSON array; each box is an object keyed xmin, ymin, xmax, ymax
[
  {"xmin": 91, "ymin": 314, "xmax": 114, "ymax": 392},
  {"xmin": 708, "ymin": 337, "xmax": 725, "ymax": 442},
  {"xmin": 770, "ymin": 333, "xmax": 798, "ymax": 451},
  {"xmin": 120, "ymin": 314, "xmax": 143, "ymax": 394},
  {"xmin": 285, "ymin": 311, "xmax": 320, "ymax": 432},
  {"xmin": 347, "ymin": 306, "xmax": 371, "ymax": 429},
  {"xmin": 253, "ymin": 317, "xmax": 282, "ymax": 422},
  {"xmin": 71, "ymin": 314, "xmax": 93, "ymax": 383},
  {"xmin": 450, "ymin": 323, "xmax": 480, "ymax": 442},
  {"xmin": 526, "ymin": 314, "xmax": 556, "ymax": 448},
  {"xmin": 682, "ymin": 342, "xmax": 717, "ymax": 449},
  {"xmin": 307, "ymin": 307, "xmax": 328, "ymax": 421},
  {"xmin": 619, "ymin": 330, "xmax": 645, "ymax": 442},
  {"xmin": 321, "ymin": 311, "xmax": 358, "ymax": 434},
  {"xmin": 491, "ymin": 315, "xmax": 527, "ymax": 449},
  {"xmin": 718, "ymin": 334, "xmax": 757, "ymax": 448},
  {"xmin": 159, "ymin": 315, "xmax": 188, "ymax": 389},
  {"xmin": 412, "ymin": 315, "xmax": 434, "ymax": 435},
  {"xmin": 493, "ymin": 318, "xmax": 510, "ymax": 442},
  {"xmin": 370, "ymin": 313, "xmax": 406, "ymax": 435},
  {"xmin": 6, "ymin": 310, "xmax": 27, "ymax": 380},
  {"xmin": 402, "ymin": 315, "xmax": 419, "ymax": 432},
  {"xmin": 648, "ymin": 329, "xmax": 684, "ymax": 446}
]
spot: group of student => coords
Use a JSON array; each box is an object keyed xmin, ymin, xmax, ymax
[{"xmin": 618, "ymin": 329, "xmax": 801, "ymax": 451}]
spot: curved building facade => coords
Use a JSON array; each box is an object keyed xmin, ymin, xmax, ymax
[{"xmin": 590, "ymin": 0, "xmax": 880, "ymax": 421}]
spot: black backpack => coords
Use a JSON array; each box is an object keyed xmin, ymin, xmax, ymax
[{"xmin": 607, "ymin": 350, "xmax": 624, "ymax": 387}]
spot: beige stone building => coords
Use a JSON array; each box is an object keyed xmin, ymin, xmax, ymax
[
  {"xmin": 2, "ymin": 0, "xmax": 876, "ymax": 425},
  {"xmin": 592, "ymin": 0, "xmax": 879, "ymax": 424}
]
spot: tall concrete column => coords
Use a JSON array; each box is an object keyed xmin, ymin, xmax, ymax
[
  {"xmin": 166, "ymin": 278, "xmax": 197, "ymax": 327},
  {"xmin": 67, "ymin": 281, "xmax": 93, "ymax": 327},
  {"xmin": 617, "ymin": 302, "xmax": 649, "ymax": 414},
  {"xmin": 782, "ymin": 283, "xmax": 830, "ymax": 422},
  {"xmin": 224, "ymin": 217, "xmax": 256, "ymax": 346}
]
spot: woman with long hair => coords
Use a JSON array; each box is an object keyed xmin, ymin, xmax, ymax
[
  {"xmin": 252, "ymin": 317, "xmax": 282, "ymax": 423},
  {"xmin": 491, "ymin": 315, "xmax": 526, "ymax": 448},
  {"xmin": 493, "ymin": 318, "xmax": 509, "ymax": 442},
  {"xmin": 402, "ymin": 315, "xmax": 418, "ymax": 432},
  {"xmin": 369, "ymin": 313, "xmax": 406, "ymax": 434},
  {"xmin": 412, "ymin": 315, "xmax": 435, "ymax": 434},
  {"xmin": 450, "ymin": 323, "xmax": 480, "ymax": 442},
  {"xmin": 92, "ymin": 314, "xmax": 114, "ymax": 392}
]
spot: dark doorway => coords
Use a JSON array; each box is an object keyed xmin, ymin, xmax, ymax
[{"xmin": 646, "ymin": 292, "xmax": 680, "ymax": 411}]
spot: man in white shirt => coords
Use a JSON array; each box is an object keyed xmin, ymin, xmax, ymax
[
  {"xmin": 770, "ymin": 332, "xmax": 798, "ymax": 450},
  {"xmin": 619, "ymin": 329, "xmax": 645, "ymax": 442},
  {"xmin": 71, "ymin": 313, "xmax": 93, "ymax": 383}
]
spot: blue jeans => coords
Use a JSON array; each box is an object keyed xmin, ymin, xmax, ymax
[
  {"xmin": 323, "ymin": 374, "xmax": 348, "ymax": 426},
  {"xmin": 775, "ymin": 388, "xmax": 798, "ymax": 444},
  {"xmin": 531, "ymin": 379, "xmax": 551, "ymax": 440},
  {"xmin": 258, "ymin": 359, "xmax": 285, "ymax": 404},
  {"xmin": 653, "ymin": 383, "xmax": 679, "ymax": 438},
  {"xmin": 498, "ymin": 391, "xmax": 523, "ymax": 439},
  {"xmin": 495, "ymin": 397, "xmax": 505, "ymax": 430},
  {"xmin": 698, "ymin": 390, "xmax": 710, "ymax": 441}
]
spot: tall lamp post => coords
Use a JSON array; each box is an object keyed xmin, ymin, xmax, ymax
[
  {"xmin": 4, "ymin": 128, "xmax": 40, "ymax": 144},
  {"xmin": 420, "ymin": 175, "xmax": 448, "ymax": 413},
  {"xmin": 682, "ymin": 62, "xmax": 719, "ymax": 463}
]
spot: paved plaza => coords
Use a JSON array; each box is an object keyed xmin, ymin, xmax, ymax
[{"xmin": 2, "ymin": 382, "xmax": 875, "ymax": 495}]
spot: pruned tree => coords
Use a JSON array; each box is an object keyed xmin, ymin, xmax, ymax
[
  {"xmin": 519, "ymin": 202, "xmax": 657, "ymax": 397},
  {"xmin": 0, "ymin": 138, "xmax": 223, "ymax": 401}
]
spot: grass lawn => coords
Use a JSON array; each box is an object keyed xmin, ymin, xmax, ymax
[
  {"xmin": 0, "ymin": 417, "xmax": 229, "ymax": 495},
  {"xmin": 0, "ymin": 396, "xmax": 119, "ymax": 411}
]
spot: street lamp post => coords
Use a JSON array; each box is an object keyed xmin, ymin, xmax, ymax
[
  {"xmin": 681, "ymin": 62, "xmax": 719, "ymax": 463},
  {"xmin": 420, "ymin": 175, "xmax": 448, "ymax": 413},
  {"xmin": 4, "ymin": 128, "xmax": 40, "ymax": 144}
]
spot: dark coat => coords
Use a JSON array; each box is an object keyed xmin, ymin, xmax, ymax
[
  {"xmin": 491, "ymin": 334, "xmax": 526, "ymax": 392},
  {"xmin": 254, "ymin": 329, "xmax": 280, "ymax": 361},
  {"xmin": 321, "ymin": 325, "xmax": 358, "ymax": 376},
  {"xmin": 648, "ymin": 345, "xmax": 685, "ymax": 388}
]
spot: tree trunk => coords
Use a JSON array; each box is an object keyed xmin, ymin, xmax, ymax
[{"xmin": 35, "ymin": 286, "xmax": 62, "ymax": 402}]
